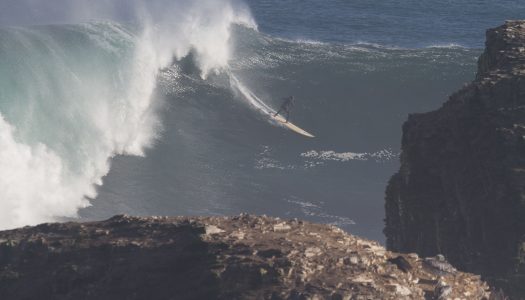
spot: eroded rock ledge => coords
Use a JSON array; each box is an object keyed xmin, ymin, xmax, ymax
[
  {"xmin": 0, "ymin": 215, "xmax": 488, "ymax": 299},
  {"xmin": 385, "ymin": 20, "xmax": 525, "ymax": 298}
]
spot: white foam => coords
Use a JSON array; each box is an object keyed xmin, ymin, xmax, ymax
[
  {"xmin": 425, "ymin": 43, "xmax": 466, "ymax": 49},
  {"xmin": 286, "ymin": 198, "xmax": 355, "ymax": 226},
  {"xmin": 0, "ymin": 116, "xmax": 92, "ymax": 228},
  {"xmin": 254, "ymin": 146, "xmax": 294, "ymax": 170},
  {"xmin": 0, "ymin": 0, "xmax": 257, "ymax": 229},
  {"xmin": 301, "ymin": 149, "xmax": 398, "ymax": 166},
  {"xmin": 136, "ymin": 0, "xmax": 257, "ymax": 79},
  {"xmin": 229, "ymin": 73, "xmax": 278, "ymax": 118},
  {"xmin": 301, "ymin": 150, "xmax": 368, "ymax": 162}
]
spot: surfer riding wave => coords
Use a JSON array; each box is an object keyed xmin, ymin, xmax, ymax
[{"xmin": 274, "ymin": 96, "xmax": 295, "ymax": 123}]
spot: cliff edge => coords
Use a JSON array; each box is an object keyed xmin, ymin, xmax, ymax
[
  {"xmin": 385, "ymin": 20, "xmax": 525, "ymax": 298},
  {"xmin": 0, "ymin": 215, "xmax": 489, "ymax": 299}
]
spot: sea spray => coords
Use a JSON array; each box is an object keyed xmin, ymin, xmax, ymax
[{"xmin": 0, "ymin": 0, "xmax": 256, "ymax": 229}]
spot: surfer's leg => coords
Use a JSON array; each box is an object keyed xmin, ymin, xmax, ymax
[
  {"xmin": 285, "ymin": 111, "xmax": 290, "ymax": 123},
  {"xmin": 274, "ymin": 108, "xmax": 282, "ymax": 117}
]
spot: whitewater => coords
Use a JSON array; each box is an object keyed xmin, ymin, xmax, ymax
[{"xmin": 0, "ymin": 0, "xmax": 256, "ymax": 229}]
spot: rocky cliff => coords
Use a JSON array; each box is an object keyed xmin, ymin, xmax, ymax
[
  {"xmin": 0, "ymin": 215, "xmax": 489, "ymax": 299},
  {"xmin": 385, "ymin": 20, "xmax": 525, "ymax": 298}
]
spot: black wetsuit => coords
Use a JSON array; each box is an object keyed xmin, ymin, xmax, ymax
[{"xmin": 274, "ymin": 96, "xmax": 295, "ymax": 122}]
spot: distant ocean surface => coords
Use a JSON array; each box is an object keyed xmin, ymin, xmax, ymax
[
  {"xmin": 0, "ymin": 0, "xmax": 523, "ymax": 242},
  {"xmin": 248, "ymin": 0, "xmax": 525, "ymax": 47}
]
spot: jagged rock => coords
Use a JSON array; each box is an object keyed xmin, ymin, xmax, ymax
[
  {"xmin": 434, "ymin": 280, "xmax": 452, "ymax": 300},
  {"xmin": 385, "ymin": 20, "xmax": 525, "ymax": 299},
  {"xmin": 0, "ymin": 215, "xmax": 490, "ymax": 299},
  {"xmin": 422, "ymin": 255, "xmax": 457, "ymax": 276},
  {"xmin": 388, "ymin": 255, "xmax": 413, "ymax": 273}
]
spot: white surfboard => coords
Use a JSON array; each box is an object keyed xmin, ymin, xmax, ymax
[
  {"xmin": 271, "ymin": 113, "xmax": 315, "ymax": 138},
  {"xmin": 230, "ymin": 74, "xmax": 315, "ymax": 138}
]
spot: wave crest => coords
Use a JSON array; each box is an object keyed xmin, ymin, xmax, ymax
[{"xmin": 0, "ymin": 1, "xmax": 256, "ymax": 229}]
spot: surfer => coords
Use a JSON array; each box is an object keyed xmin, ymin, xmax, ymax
[{"xmin": 274, "ymin": 96, "xmax": 295, "ymax": 123}]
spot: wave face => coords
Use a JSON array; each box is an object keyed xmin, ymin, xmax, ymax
[{"xmin": 0, "ymin": 1, "xmax": 255, "ymax": 229}]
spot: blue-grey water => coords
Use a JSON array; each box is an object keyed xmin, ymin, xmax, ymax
[
  {"xmin": 0, "ymin": 0, "xmax": 523, "ymax": 242},
  {"xmin": 247, "ymin": 0, "xmax": 525, "ymax": 47}
]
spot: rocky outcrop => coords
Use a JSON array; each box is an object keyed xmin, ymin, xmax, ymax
[
  {"xmin": 0, "ymin": 215, "xmax": 489, "ymax": 299},
  {"xmin": 385, "ymin": 20, "xmax": 525, "ymax": 298}
]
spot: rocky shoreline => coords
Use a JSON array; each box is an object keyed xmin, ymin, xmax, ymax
[{"xmin": 0, "ymin": 215, "xmax": 490, "ymax": 299}]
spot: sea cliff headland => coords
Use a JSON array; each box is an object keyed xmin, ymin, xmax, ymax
[{"xmin": 385, "ymin": 20, "xmax": 525, "ymax": 298}]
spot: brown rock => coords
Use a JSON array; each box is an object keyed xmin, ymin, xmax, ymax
[{"xmin": 0, "ymin": 215, "xmax": 490, "ymax": 299}]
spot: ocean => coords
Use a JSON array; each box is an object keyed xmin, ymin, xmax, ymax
[{"xmin": 0, "ymin": 0, "xmax": 523, "ymax": 242}]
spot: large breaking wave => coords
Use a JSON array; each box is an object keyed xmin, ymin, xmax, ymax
[
  {"xmin": 0, "ymin": 0, "xmax": 256, "ymax": 229},
  {"xmin": 0, "ymin": 0, "xmax": 481, "ymax": 235}
]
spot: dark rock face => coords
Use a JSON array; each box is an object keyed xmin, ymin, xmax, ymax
[
  {"xmin": 0, "ymin": 215, "xmax": 489, "ymax": 299},
  {"xmin": 0, "ymin": 216, "xmax": 218, "ymax": 300},
  {"xmin": 385, "ymin": 20, "xmax": 525, "ymax": 298}
]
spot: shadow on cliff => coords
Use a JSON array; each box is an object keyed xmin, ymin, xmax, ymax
[{"xmin": 0, "ymin": 217, "xmax": 221, "ymax": 300}]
